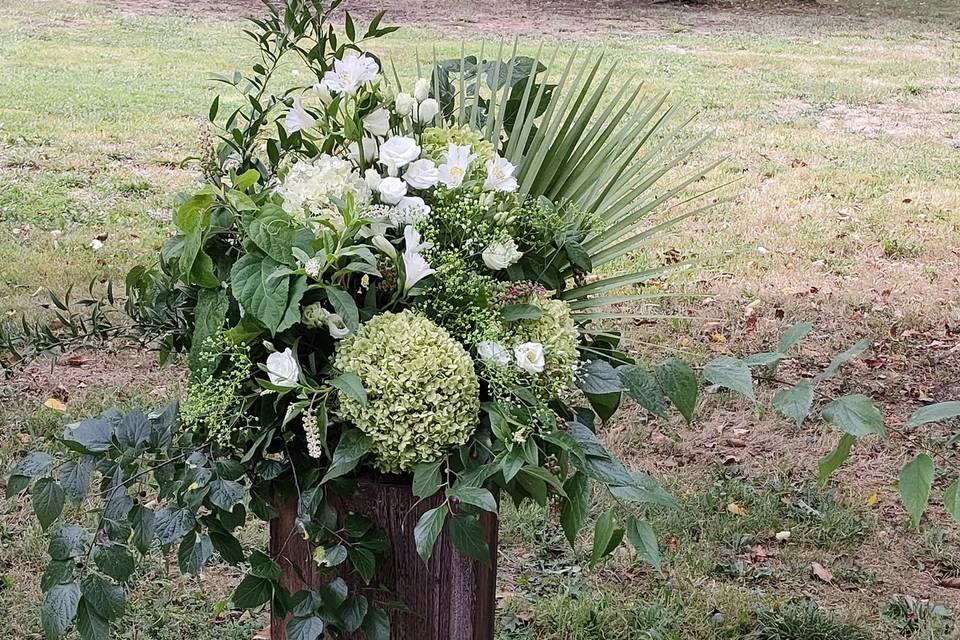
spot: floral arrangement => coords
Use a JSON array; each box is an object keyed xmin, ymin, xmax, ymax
[{"xmin": 3, "ymin": 2, "xmax": 729, "ymax": 638}]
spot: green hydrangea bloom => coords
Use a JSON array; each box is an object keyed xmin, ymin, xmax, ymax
[
  {"xmin": 421, "ymin": 124, "xmax": 495, "ymax": 164},
  {"xmin": 333, "ymin": 310, "xmax": 480, "ymax": 472}
]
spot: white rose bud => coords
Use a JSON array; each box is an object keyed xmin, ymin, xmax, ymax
[
  {"xmin": 394, "ymin": 92, "xmax": 415, "ymax": 116},
  {"xmin": 362, "ymin": 107, "xmax": 391, "ymax": 137},
  {"xmin": 413, "ymin": 77, "xmax": 430, "ymax": 102},
  {"xmin": 266, "ymin": 348, "xmax": 300, "ymax": 388},
  {"xmin": 515, "ymin": 342, "xmax": 546, "ymax": 374},
  {"xmin": 379, "ymin": 135, "xmax": 421, "ymax": 174},
  {"xmin": 414, "ymin": 98, "xmax": 440, "ymax": 123},
  {"xmin": 377, "ymin": 176, "xmax": 408, "ymax": 205},
  {"xmin": 313, "ymin": 81, "xmax": 333, "ymax": 105},
  {"xmin": 482, "ymin": 238, "xmax": 523, "ymax": 270}
]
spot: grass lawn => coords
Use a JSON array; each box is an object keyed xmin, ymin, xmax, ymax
[{"xmin": 2, "ymin": 0, "xmax": 959, "ymax": 638}]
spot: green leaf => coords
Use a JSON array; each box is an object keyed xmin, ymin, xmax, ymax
[
  {"xmin": 361, "ymin": 607, "xmax": 390, "ymax": 640},
  {"xmin": 116, "ymin": 410, "xmax": 151, "ymax": 452},
  {"xmin": 617, "ymin": 365, "xmax": 669, "ymax": 419},
  {"xmin": 625, "ymin": 517, "xmax": 661, "ymax": 570},
  {"xmin": 560, "ymin": 472, "xmax": 591, "ymax": 546},
  {"xmin": 772, "ymin": 382, "xmax": 815, "ymax": 425},
  {"xmin": 80, "ymin": 575, "xmax": 125, "ymax": 621},
  {"xmin": 231, "ymin": 574, "xmax": 273, "ymax": 609},
  {"xmin": 703, "ymin": 356, "xmax": 755, "ymax": 401},
  {"xmin": 944, "ymin": 480, "xmax": 960, "ymax": 525},
  {"xmin": 899, "ymin": 453, "xmax": 934, "ymax": 528},
  {"xmin": 821, "ymin": 394, "xmax": 885, "ymax": 437},
  {"xmin": 500, "ymin": 303, "xmax": 543, "ymax": 322},
  {"xmin": 129, "ymin": 505, "xmax": 155, "ymax": 555},
  {"xmin": 210, "ymin": 530, "xmax": 245, "ymax": 564},
  {"xmin": 339, "ymin": 596, "xmax": 368, "ymax": 633},
  {"xmin": 321, "ymin": 430, "xmax": 371, "ymax": 483},
  {"xmin": 347, "ymin": 547, "xmax": 376, "ymax": 584},
  {"xmin": 93, "ymin": 544, "xmax": 135, "ymax": 582},
  {"xmin": 76, "ymin": 599, "xmax": 109, "ymax": 640},
  {"xmin": 178, "ymin": 531, "xmax": 214, "ymax": 574},
  {"xmin": 816, "ymin": 337, "xmax": 872, "ymax": 382},
  {"xmin": 414, "ymin": 504, "xmax": 449, "ymax": 562},
  {"xmin": 776, "ymin": 321, "xmax": 813, "ymax": 353},
  {"xmin": 233, "ymin": 169, "xmax": 260, "ymax": 190},
  {"xmin": 41, "ymin": 582, "xmax": 81, "ymax": 640},
  {"xmin": 48, "ymin": 523, "xmax": 91, "ymax": 560},
  {"xmin": 286, "ymin": 616, "xmax": 325, "ymax": 640},
  {"xmin": 447, "ymin": 486, "xmax": 498, "ymax": 514},
  {"xmin": 330, "ymin": 372, "xmax": 368, "ymax": 407},
  {"xmin": 6, "ymin": 474, "xmax": 29, "ymax": 498},
  {"xmin": 585, "ymin": 391, "xmax": 621, "ymax": 423},
  {"xmin": 188, "ymin": 288, "xmax": 229, "ymax": 370},
  {"xmin": 58, "ymin": 460, "xmax": 92, "ymax": 506},
  {"xmin": 817, "ymin": 434, "xmax": 856, "ymax": 485},
  {"xmin": 326, "ymin": 286, "xmax": 360, "ymax": 332},
  {"xmin": 589, "ymin": 508, "xmax": 623, "ymax": 567},
  {"xmin": 13, "ymin": 451, "xmax": 55, "ymax": 478},
  {"xmin": 230, "ymin": 252, "xmax": 290, "ymax": 334},
  {"xmin": 907, "ymin": 401, "xmax": 960, "ymax": 428},
  {"xmin": 155, "ymin": 506, "xmax": 195, "ymax": 546},
  {"xmin": 577, "ymin": 359, "xmax": 624, "ymax": 395},
  {"xmin": 655, "ymin": 358, "xmax": 698, "ymax": 423},
  {"xmin": 41, "ymin": 560, "xmax": 74, "ymax": 593},
  {"xmin": 209, "ymin": 479, "xmax": 246, "ymax": 511},
  {"xmin": 249, "ymin": 551, "xmax": 282, "ymax": 581},
  {"xmin": 62, "ymin": 418, "xmax": 112, "ymax": 454},
  {"xmin": 449, "ymin": 514, "xmax": 491, "ymax": 563},
  {"xmin": 412, "ymin": 461, "xmax": 443, "ymax": 498},
  {"xmin": 33, "ymin": 478, "xmax": 65, "ymax": 531}
]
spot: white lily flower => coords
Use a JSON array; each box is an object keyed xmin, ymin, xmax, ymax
[
  {"xmin": 371, "ymin": 234, "xmax": 396, "ymax": 259},
  {"xmin": 482, "ymin": 238, "xmax": 523, "ymax": 270},
  {"xmin": 321, "ymin": 53, "xmax": 379, "ymax": 95},
  {"xmin": 379, "ymin": 135, "xmax": 421, "ymax": 174},
  {"xmin": 437, "ymin": 143, "xmax": 477, "ymax": 189},
  {"xmin": 394, "ymin": 92, "xmax": 415, "ymax": 116},
  {"xmin": 402, "ymin": 251, "xmax": 435, "ymax": 292},
  {"xmin": 477, "ymin": 341, "xmax": 512, "ymax": 366},
  {"xmin": 413, "ymin": 77, "xmax": 430, "ymax": 102},
  {"xmin": 285, "ymin": 98, "xmax": 316, "ymax": 134},
  {"xmin": 413, "ymin": 98, "xmax": 440, "ymax": 123},
  {"xmin": 484, "ymin": 155, "xmax": 518, "ymax": 192},
  {"xmin": 363, "ymin": 108, "xmax": 391, "ymax": 137},
  {"xmin": 266, "ymin": 348, "xmax": 301, "ymax": 387},
  {"xmin": 326, "ymin": 313, "xmax": 351, "ymax": 339},
  {"xmin": 514, "ymin": 342, "xmax": 546, "ymax": 374},
  {"xmin": 377, "ymin": 176, "xmax": 407, "ymax": 205},
  {"xmin": 403, "ymin": 224, "xmax": 432, "ymax": 255},
  {"xmin": 403, "ymin": 159, "xmax": 439, "ymax": 189}
]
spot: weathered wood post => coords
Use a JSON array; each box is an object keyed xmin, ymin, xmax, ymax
[{"xmin": 270, "ymin": 474, "xmax": 498, "ymax": 639}]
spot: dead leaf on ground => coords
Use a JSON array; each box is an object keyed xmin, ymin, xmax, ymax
[
  {"xmin": 727, "ymin": 502, "xmax": 748, "ymax": 517},
  {"xmin": 811, "ymin": 561, "xmax": 834, "ymax": 583},
  {"xmin": 43, "ymin": 398, "xmax": 67, "ymax": 412}
]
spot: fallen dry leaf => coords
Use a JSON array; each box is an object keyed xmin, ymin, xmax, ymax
[
  {"xmin": 811, "ymin": 562, "xmax": 833, "ymax": 583},
  {"xmin": 44, "ymin": 398, "xmax": 67, "ymax": 412},
  {"xmin": 866, "ymin": 493, "xmax": 879, "ymax": 507},
  {"xmin": 727, "ymin": 503, "xmax": 748, "ymax": 517}
]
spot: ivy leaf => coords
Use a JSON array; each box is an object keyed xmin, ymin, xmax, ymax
[
  {"xmin": 80, "ymin": 575, "xmax": 125, "ymax": 621},
  {"xmin": 817, "ymin": 434, "xmax": 856, "ymax": 485},
  {"xmin": 412, "ymin": 461, "xmax": 443, "ymax": 499},
  {"xmin": 414, "ymin": 504, "xmax": 449, "ymax": 562},
  {"xmin": 821, "ymin": 394, "xmax": 885, "ymax": 437},
  {"xmin": 231, "ymin": 574, "xmax": 273, "ymax": 609},
  {"xmin": 286, "ymin": 616, "xmax": 325, "ymax": 640},
  {"xmin": 703, "ymin": 356, "xmax": 755, "ymax": 401},
  {"xmin": 326, "ymin": 286, "xmax": 360, "ymax": 332},
  {"xmin": 625, "ymin": 517, "xmax": 662, "ymax": 570},
  {"xmin": 321, "ymin": 430, "xmax": 370, "ymax": 483},
  {"xmin": 230, "ymin": 252, "xmax": 290, "ymax": 334},
  {"xmin": 900, "ymin": 453, "xmax": 934, "ymax": 528},
  {"xmin": 577, "ymin": 359, "xmax": 624, "ymax": 395},
  {"xmin": 499, "ymin": 303, "xmax": 543, "ymax": 322},
  {"xmin": 330, "ymin": 372, "xmax": 368, "ymax": 407},
  {"xmin": 589, "ymin": 509, "xmax": 623, "ymax": 567},
  {"xmin": 93, "ymin": 544, "xmax": 135, "ymax": 582},
  {"xmin": 449, "ymin": 514, "xmax": 491, "ymax": 563},
  {"xmin": 907, "ymin": 401, "xmax": 960, "ymax": 428},
  {"xmin": 560, "ymin": 473, "xmax": 590, "ymax": 547},
  {"xmin": 209, "ymin": 479, "xmax": 246, "ymax": 511},
  {"xmin": 41, "ymin": 582, "xmax": 81, "ymax": 640},
  {"xmin": 446, "ymin": 486, "xmax": 497, "ymax": 514},
  {"xmin": 32, "ymin": 478, "xmax": 65, "ymax": 531},
  {"xmin": 655, "ymin": 358, "xmax": 698, "ymax": 423},
  {"xmin": 617, "ymin": 365, "xmax": 669, "ymax": 419},
  {"xmin": 772, "ymin": 382, "xmax": 815, "ymax": 425}
]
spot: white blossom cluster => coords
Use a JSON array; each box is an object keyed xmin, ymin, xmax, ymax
[{"xmin": 275, "ymin": 154, "xmax": 370, "ymax": 225}]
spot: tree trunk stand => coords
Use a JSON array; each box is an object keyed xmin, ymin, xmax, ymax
[{"xmin": 269, "ymin": 475, "xmax": 498, "ymax": 640}]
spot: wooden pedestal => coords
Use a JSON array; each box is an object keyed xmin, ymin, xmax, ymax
[{"xmin": 269, "ymin": 475, "xmax": 498, "ymax": 640}]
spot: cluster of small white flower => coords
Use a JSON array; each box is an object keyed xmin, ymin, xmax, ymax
[{"xmin": 275, "ymin": 155, "xmax": 370, "ymax": 225}]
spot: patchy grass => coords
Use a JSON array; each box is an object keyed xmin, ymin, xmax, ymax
[{"xmin": 2, "ymin": 0, "xmax": 959, "ymax": 637}]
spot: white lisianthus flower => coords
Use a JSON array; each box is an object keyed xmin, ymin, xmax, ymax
[
  {"xmin": 413, "ymin": 98, "xmax": 440, "ymax": 123},
  {"xmin": 379, "ymin": 136, "xmax": 421, "ymax": 174},
  {"xmin": 266, "ymin": 348, "xmax": 301, "ymax": 387},
  {"xmin": 437, "ymin": 143, "xmax": 477, "ymax": 189},
  {"xmin": 363, "ymin": 168, "xmax": 383, "ymax": 191},
  {"xmin": 482, "ymin": 238, "xmax": 523, "ymax": 270},
  {"xmin": 371, "ymin": 234, "xmax": 396, "ymax": 259},
  {"xmin": 313, "ymin": 82, "xmax": 333, "ymax": 104},
  {"xmin": 403, "ymin": 159, "xmax": 439, "ymax": 189},
  {"xmin": 377, "ymin": 176, "xmax": 407, "ymax": 205},
  {"xmin": 326, "ymin": 313, "xmax": 352, "ymax": 339},
  {"xmin": 477, "ymin": 341, "xmax": 512, "ymax": 366},
  {"xmin": 514, "ymin": 342, "xmax": 546, "ymax": 374},
  {"xmin": 321, "ymin": 53, "xmax": 379, "ymax": 95},
  {"xmin": 394, "ymin": 92, "xmax": 415, "ymax": 116},
  {"xmin": 484, "ymin": 155, "xmax": 518, "ymax": 192},
  {"xmin": 363, "ymin": 108, "xmax": 391, "ymax": 137},
  {"xmin": 348, "ymin": 137, "xmax": 379, "ymax": 163},
  {"xmin": 285, "ymin": 98, "xmax": 317, "ymax": 134},
  {"xmin": 413, "ymin": 78, "xmax": 431, "ymax": 102}
]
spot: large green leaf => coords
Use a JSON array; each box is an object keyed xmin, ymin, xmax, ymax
[
  {"xmin": 703, "ymin": 356, "xmax": 755, "ymax": 401},
  {"xmin": 230, "ymin": 252, "xmax": 290, "ymax": 334},
  {"xmin": 33, "ymin": 478, "xmax": 65, "ymax": 531},
  {"xmin": 655, "ymin": 358, "xmax": 698, "ymax": 423},
  {"xmin": 414, "ymin": 504, "xmax": 449, "ymax": 562},
  {"xmin": 817, "ymin": 434, "xmax": 855, "ymax": 485},
  {"xmin": 772, "ymin": 382, "xmax": 814, "ymax": 425},
  {"xmin": 560, "ymin": 472, "xmax": 590, "ymax": 547},
  {"xmin": 907, "ymin": 401, "xmax": 960, "ymax": 428},
  {"xmin": 899, "ymin": 453, "xmax": 934, "ymax": 528},
  {"xmin": 41, "ymin": 582, "xmax": 81, "ymax": 640},
  {"xmin": 821, "ymin": 394, "xmax": 885, "ymax": 437},
  {"xmin": 625, "ymin": 517, "xmax": 661, "ymax": 570}
]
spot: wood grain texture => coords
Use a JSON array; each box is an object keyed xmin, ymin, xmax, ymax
[{"xmin": 270, "ymin": 475, "xmax": 498, "ymax": 640}]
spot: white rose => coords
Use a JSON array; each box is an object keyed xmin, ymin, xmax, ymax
[
  {"xmin": 326, "ymin": 313, "xmax": 351, "ymax": 339},
  {"xmin": 482, "ymin": 238, "xmax": 522, "ymax": 270},
  {"xmin": 363, "ymin": 108, "xmax": 391, "ymax": 137},
  {"xmin": 364, "ymin": 168, "xmax": 383, "ymax": 191},
  {"xmin": 514, "ymin": 342, "xmax": 545, "ymax": 374},
  {"xmin": 266, "ymin": 348, "xmax": 301, "ymax": 387},
  {"xmin": 379, "ymin": 135, "xmax": 421, "ymax": 174},
  {"xmin": 413, "ymin": 98, "xmax": 440, "ymax": 123},
  {"xmin": 377, "ymin": 176, "xmax": 407, "ymax": 205},
  {"xmin": 477, "ymin": 341, "xmax": 511, "ymax": 366},
  {"xmin": 403, "ymin": 159, "xmax": 439, "ymax": 190},
  {"xmin": 413, "ymin": 77, "xmax": 430, "ymax": 102},
  {"xmin": 394, "ymin": 92, "xmax": 415, "ymax": 116}
]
